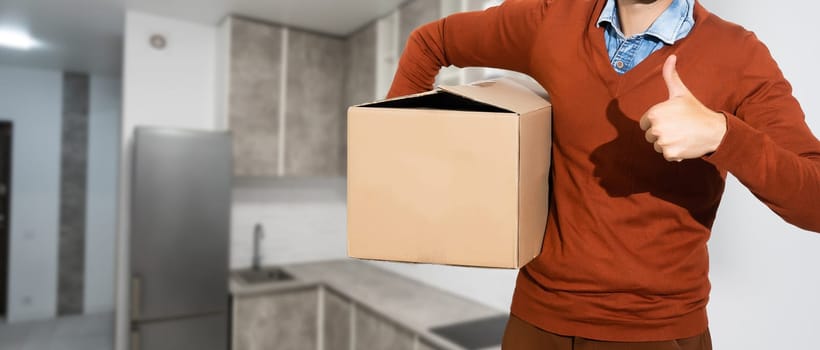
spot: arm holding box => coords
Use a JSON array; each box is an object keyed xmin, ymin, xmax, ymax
[{"xmin": 704, "ymin": 34, "xmax": 820, "ymax": 232}]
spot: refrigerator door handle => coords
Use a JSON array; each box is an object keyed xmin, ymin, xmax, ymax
[
  {"xmin": 130, "ymin": 328, "xmax": 141, "ymax": 350},
  {"xmin": 131, "ymin": 275, "xmax": 142, "ymax": 320}
]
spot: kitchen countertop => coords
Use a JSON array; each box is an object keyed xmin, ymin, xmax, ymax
[{"xmin": 230, "ymin": 258, "xmax": 506, "ymax": 350}]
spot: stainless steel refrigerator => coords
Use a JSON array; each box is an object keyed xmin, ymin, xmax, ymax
[{"xmin": 129, "ymin": 127, "xmax": 231, "ymax": 350}]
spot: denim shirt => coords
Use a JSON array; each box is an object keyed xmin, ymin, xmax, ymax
[{"xmin": 597, "ymin": 0, "xmax": 695, "ymax": 74}]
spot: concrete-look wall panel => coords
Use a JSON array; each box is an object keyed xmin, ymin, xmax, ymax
[
  {"xmin": 284, "ymin": 29, "xmax": 346, "ymax": 176},
  {"xmin": 57, "ymin": 72, "xmax": 89, "ymax": 316},
  {"xmin": 229, "ymin": 18, "xmax": 283, "ymax": 176}
]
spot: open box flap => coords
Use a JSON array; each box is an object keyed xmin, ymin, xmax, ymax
[
  {"xmin": 355, "ymin": 78, "xmax": 550, "ymax": 115},
  {"xmin": 439, "ymin": 78, "xmax": 551, "ymax": 115}
]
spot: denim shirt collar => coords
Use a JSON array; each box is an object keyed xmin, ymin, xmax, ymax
[{"xmin": 596, "ymin": 0, "xmax": 695, "ymax": 44}]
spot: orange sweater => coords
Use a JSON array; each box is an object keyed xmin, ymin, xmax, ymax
[{"xmin": 387, "ymin": 0, "xmax": 820, "ymax": 342}]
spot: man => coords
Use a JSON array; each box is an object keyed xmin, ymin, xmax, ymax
[{"xmin": 386, "ymin": 0, "xmax": 820, "ymax": 349}]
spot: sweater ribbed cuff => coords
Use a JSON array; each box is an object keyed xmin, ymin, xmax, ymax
[{"xmin": 702, "ymin": 111, "xmax": 761, "ymax": 172}]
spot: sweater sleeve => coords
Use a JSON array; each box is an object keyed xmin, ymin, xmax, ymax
[
  {"xmin": 386, "ymin": 0, "xmax": 548, "ymax": 99},
  {"xmin": 705, "ymin": 33, "xmax": 820, "ymax": 233}
]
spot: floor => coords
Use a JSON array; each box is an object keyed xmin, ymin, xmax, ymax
[{"xmin": 0, "ymin": 312, "xmax": 113, "ymax": 350}]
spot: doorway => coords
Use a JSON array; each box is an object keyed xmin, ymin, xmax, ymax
[{"xmin": 0, "ymin": 121, "xmax": 12, "ymax": 318}]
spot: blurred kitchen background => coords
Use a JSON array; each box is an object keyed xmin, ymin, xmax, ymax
[{"xmin": 0, "ymin": 0, "xmax": 818, "ymax": 350}]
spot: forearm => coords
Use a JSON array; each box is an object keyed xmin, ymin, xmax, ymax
[
  {"xmin": 387, "ymin": 22, "xmax": 447, "ymax": 99},
  {"xmin": 706, "ymin": 113, "xmax": 820, "ymax": 232}
]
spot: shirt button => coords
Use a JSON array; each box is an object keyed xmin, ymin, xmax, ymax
[{"xmin": 615, "ymin": 61, "xmax": 625, "ymax": 69}]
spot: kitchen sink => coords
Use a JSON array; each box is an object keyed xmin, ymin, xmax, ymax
[
  {"xmin": 234, "ymin": 267, "xmax": 294, "ymax": 284},
  {"xmin": 429, "ymin": 315, "xmax": 509, "ymax": 350}
]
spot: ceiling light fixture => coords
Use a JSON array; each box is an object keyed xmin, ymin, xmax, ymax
[{"xmin": 0, "ymin": 29, "xmax": 40, "ymax": 50}]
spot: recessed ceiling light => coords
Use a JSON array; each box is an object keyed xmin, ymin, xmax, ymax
[{"xmin": 0, "ymin": 29, "xmax": 40, "ymax": 50}]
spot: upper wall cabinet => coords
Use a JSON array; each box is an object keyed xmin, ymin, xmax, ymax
[
  {"xmin": 225, "ymin": 18, "xmax": 283, "ymax": 177},
  {"xmin": 283, "ymin": 30, "xmax": 346, "ymax": 176},
  {"xmin": 341, "ymin": 22, "xmax": 378, "ymax": 174},
  {"xmin": 218, "ymin": 0, "xmax": 507, "ymax": 178},
  {"xmin": 221, "ymin": 17, "xmax": 346, "ymax": 177}
]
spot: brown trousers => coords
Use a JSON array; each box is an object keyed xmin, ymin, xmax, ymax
[{"xmin": 501, "ymin": 315, "xmax": 712, "ymax": 350}]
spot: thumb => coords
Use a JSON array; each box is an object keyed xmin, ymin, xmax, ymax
[{"xmin": 663, "ymin": 55, "xmax": 690, "ymax": 98}]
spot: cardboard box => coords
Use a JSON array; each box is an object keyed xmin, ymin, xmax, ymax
[{"xmin": 347, "ymin": 78, "xmax": 552, "ymax": 268}]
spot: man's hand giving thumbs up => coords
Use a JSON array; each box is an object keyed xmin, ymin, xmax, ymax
[{"xmin": 639, "ymin": 55, "xmax": 728, "ymax": 162}]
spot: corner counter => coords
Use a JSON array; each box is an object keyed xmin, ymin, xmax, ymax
[{"xmin": 230, "ymin": 259, "xmax": 506, "ymax": 350}]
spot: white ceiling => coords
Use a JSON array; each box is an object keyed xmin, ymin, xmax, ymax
[
  {"xmin": 0, "ymin": 0, "xmax": 407, "ymax": 76},
  {"xmin": 128, "ymin": 0, "xmax": 407, "ymax": 36},
  {"xmin": 0, "ymin": 0, "xmax": 126, "ymax": 76}
]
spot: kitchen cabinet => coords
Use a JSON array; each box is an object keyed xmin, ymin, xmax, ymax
[
  {"xmin": 342, "ymin": 23, "xmax": 377, "ymax": 173},
  {"xmin": 323, "ymin": 288, "xmax": 352, "ymax": 350},
  {"xmin": 132, "ymin": 314, "xmax": 227, "ymax": 350},
  {"xmin": 232, "ymin": 287, "xmax": 319, "ymax": 350},
  {"xmin": 374, "ymin": 11, "xmax": 397, "ymax": 100},
  {"xmin": 283, "ymin": 30, "xmax": 346, "ymax": 176},
  {"xmin": 232, "ymin": 283, "xmax": 455, "ymax": 350},
  {"xmin": 373, "ymin": 0, "xmax": 439, "ymax": 99},
  {"xmin": 221, "ymin": 0, "xmax": 510, "ymax": 178},
  {"xmin": 223, "ymin": 17, "xmax": 345, "ymax": 177},
  {"xmin": 226, "ymin": 17, "xmax": 284, "ymax": 177},
  {"xmin": 398, "ymin": 0, "xmax": 441, "ymax": 53},
  {"xmin": 230, "ymin": 258, "xmax": 512, "ymax": 350},
  {"xmin": 354, "ymin": 306, "xmax": 415, "ymax": 350},
  {"xmin": 344, "ymin": 23, "xmax": 377, "ymax": 108}
]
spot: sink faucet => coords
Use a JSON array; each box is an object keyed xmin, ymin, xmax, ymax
[{"xmin": 252, "ymin": 223, "xmax": 264, "ymax": 271}]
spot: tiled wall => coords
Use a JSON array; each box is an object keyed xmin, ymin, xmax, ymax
[
  {"xmin": 57, "ymin": 72, "xmax": 90, "ymax": 315},
  {"xmin": 230, "ymin": 178, "xmax": 347, "ymax": 269}
]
